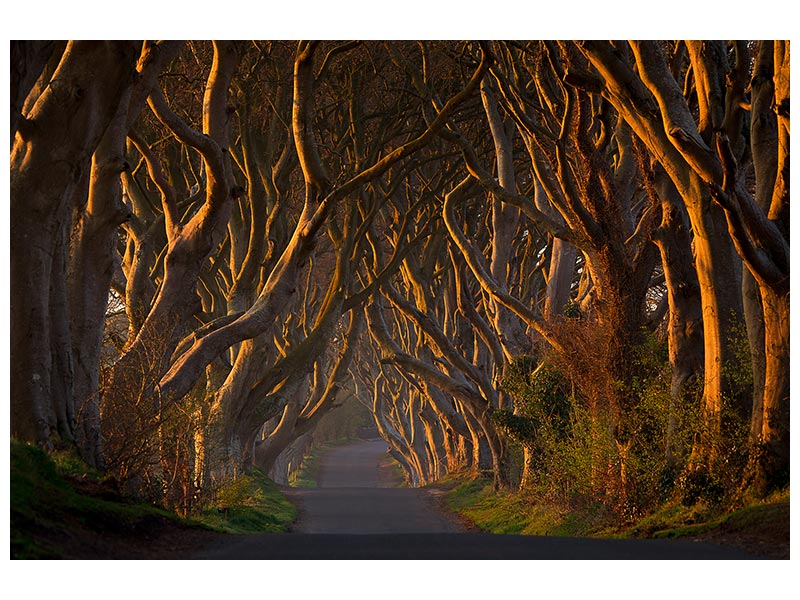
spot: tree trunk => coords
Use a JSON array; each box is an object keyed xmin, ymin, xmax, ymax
[
  {"xmin": 749, "ymin": 288, "xmax": 789, "ymax": 493},
  {"xmin": 685, "ymin": 182, "xmax": 747, "ymax": 465},
  {"xmin": 253, "ymin": 388, "xmax": 305, "ymax": 475},
  {"xmin": 481, "ymin": 79, "xmax": 528, "ymax": 362},
  {"xmin": 578, "ymin": 41, "xmax": 748, "ymax": 473},
  {"xmin": 67, "ymin": 84, "xmax": 137, "ymax": 467},
  {"xmin": 10, "ymin": 41, "xmax": 139, "ymax": 449},
  {"xmin": 66, "ymin": 44, "xmax": 181, "ymax": 460},
  {"xmin": 49, "ymin": 215, "xmax": 77, "ymax": 443},
  {"xmin": 532, "ymin": 177, "xmax": 578, "ymax": 320},
  {"xmin": 544, "ymin": 238, "xmax": 578, "ymax": 319},
  {"xmin": 744, "ymin": 40, "xmax": 790, "ymax": 495},
  {"xmin": 10, "ymin": 41, "xmax": 58, "ymax": 147},
  {"xmin": 651, "ymin": 171, "xmax": 704, "ymax": 467},
  {"xmin": 742, "ymin": 271, "xmax": 766, "ymax": 441}
]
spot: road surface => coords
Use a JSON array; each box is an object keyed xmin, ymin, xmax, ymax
[
  {"xmin": 195, "ymin": 438, "xmax": 757, "ymax": 559},
  {"xmin": 284, "ymin": 438, "xmax": 464, "ymax": 534}
]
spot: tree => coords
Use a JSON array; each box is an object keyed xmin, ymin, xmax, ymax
[
  {"xmin": 11, "ymin": 39, "xmax": 788, "ymax": 517},
  {"xmin": 11, "ymin": 41, "xmax": 141, "ymax": 454},
  {"xmin": 576, "ymin": 40, "xmax": 789, "ymax": 494}
]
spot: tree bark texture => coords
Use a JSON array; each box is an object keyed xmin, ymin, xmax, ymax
[{"xmin": 10, "ymin": 41, "xmax": 140, "ymax": 448}]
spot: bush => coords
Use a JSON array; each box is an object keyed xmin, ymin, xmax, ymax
[
  {"xmin": 198, "ymin": 467, "xmax": 297, "ymax": 533},
  {"xmin": 494, "ymin": 357, "xmax": 571, "ymax": 448},
  {"xmin": 497, "ymin": 331, "xmax": 727, "ymax": 522}
]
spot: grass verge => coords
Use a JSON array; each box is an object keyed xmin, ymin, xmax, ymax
[
  {"xmin": 10, "ymin": 440, "xmax": 296, "ymax": 558},
  {"xmin": 11, "ymin": 440, "xmax": 198, "ymax": 558},
  {"xmin": 195, "ymin": 468, "xmax": 297, "ymax": 534},
  {"xmin": 436, "ymin": 474, "xmax": 789, "ymax": 558},
  {"xmin": 439, "ymin": 476, "xmax": 587, "ymax": 535}
]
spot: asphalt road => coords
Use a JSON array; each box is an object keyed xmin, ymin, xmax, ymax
[
  {"xmin": 283, "ymin": 438, "xmax": 464, "ymax": 534},
  {"xmin": 195, "ymin": 439, "xmax": 757, "ymax": 560}
]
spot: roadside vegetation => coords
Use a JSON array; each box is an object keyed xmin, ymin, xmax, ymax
[
  {"xmin": 436, "ymin": 475, "xmax": 789, "ymax": 558},
  {"xmin": 433, "ymin": 335, "xmax": 789, "ymax": 559},
  {"xmin": 10, "ymin": 40, "xmax": 789, "ymax": 559},
  {"xmin": 10, "ymin": 441, "xmax": 295, "ymax": 558},
  {"xmin": 194, "ymin": 468, "xmax": 297, "ymax": 534}
]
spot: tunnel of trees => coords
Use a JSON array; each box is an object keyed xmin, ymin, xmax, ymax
[{"xmin": 10, "ymin": 40, "xmax": 789, "ymax": 520}]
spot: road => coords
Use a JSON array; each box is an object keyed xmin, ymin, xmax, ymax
[
  {"xmin": 283, "ymin": 438, "xmax": 464, "ymax": 534},
  {"xmin": 195, "ymin": 438, "xmax": 757, "ymax": 559}
]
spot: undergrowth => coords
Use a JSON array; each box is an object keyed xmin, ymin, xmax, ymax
[
  {"xmin": 442, "ymin": 476, "xmax": 610, "ymax": 536},
  {"xmin": 10, "ymin": 440, "xmax": 297, "ymax": 558},
  {"xmin": 438, "ymin": 474, "xmax": 789, "ymax": 556},
  {"xmin": 11, "ymin": 440, "xmax": 192, "ymax": 558},
  {"xmin": 196, "ymin": 468, "xmax": 297, "ymax": 534}
]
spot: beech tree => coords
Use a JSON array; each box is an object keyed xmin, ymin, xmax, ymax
[
  {"xmin": 11, "ymin": 39, "xmax": 788, "ymax": 516},
  {"xmin": 575, "ymin": 40, "xmax": 789, "ymax": 494},
  {"xmin": 11, "ymin": 41, "xmax": 141, "ymax": 458},
  {"xmin": 78, "ymin": 41, "xmax": 489, "ymax": 504},
  {"xmin": 428, "ymin": 42, "xmax": 664, "ymax": 501}
]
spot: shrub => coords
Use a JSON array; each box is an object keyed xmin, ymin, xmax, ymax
[
  {"xmin": 494, "ymin": 357, "xmax": 571, "ymax": 448},
  {"xmin": 198, "ymin": 467, "xmax": 297, "ymax": 533},
  {"xmin": 497, "ymin": 330, "xmax": 733, "ymax": 522}
]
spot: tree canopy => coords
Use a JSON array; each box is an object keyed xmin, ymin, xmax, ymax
[{"xmin": 10, "ymin": 40, "xmax": 789, "ymax": 518}]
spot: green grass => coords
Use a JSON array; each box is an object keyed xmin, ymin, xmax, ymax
[
  {"xmin": 195, "ymin": 468, "xmax": 297, "ymax": 534},
  {"xmin": 630, "ymin": 488, "xmax": 790, "ymax": 540},
  {"xmin": 439, "ymin": 473, "xmax": 789, "ymax": 550},
  {"xmin": 10, "ymin": 440, "xmax": 298, "ymax": 557},
  {"xmin": 10, "ymin": 440, "xmax": 195, "ymax": 558},
  {"xmin": 442, "ymin": 477, "xmax": 566, "ymax": 535}
]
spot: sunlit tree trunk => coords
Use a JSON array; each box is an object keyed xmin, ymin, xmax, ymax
[
  {"xmin": 737, "ymin": 41, "xmax": 790, "ymax": 493},
  {"xmin": 10, "ymin": 41, "xmax": 139, "ymax": 449},
  {"xmin": 481, "ymin": 80, "xmax": 528, "ymax": 364},
  {"xmin": 66, "ymin": 41, "xmax": 181, "ymax": 467},
  {"xmin": 68, "ymin": 97, "xmax": 133, "ymax": 467},
  {"xmin": 578, "ymin": 41, "xmax": 747, "ymax": 474},
  {"xmin": 10, "ymin": 41, "xmax": 58, "ymax": 147}
]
